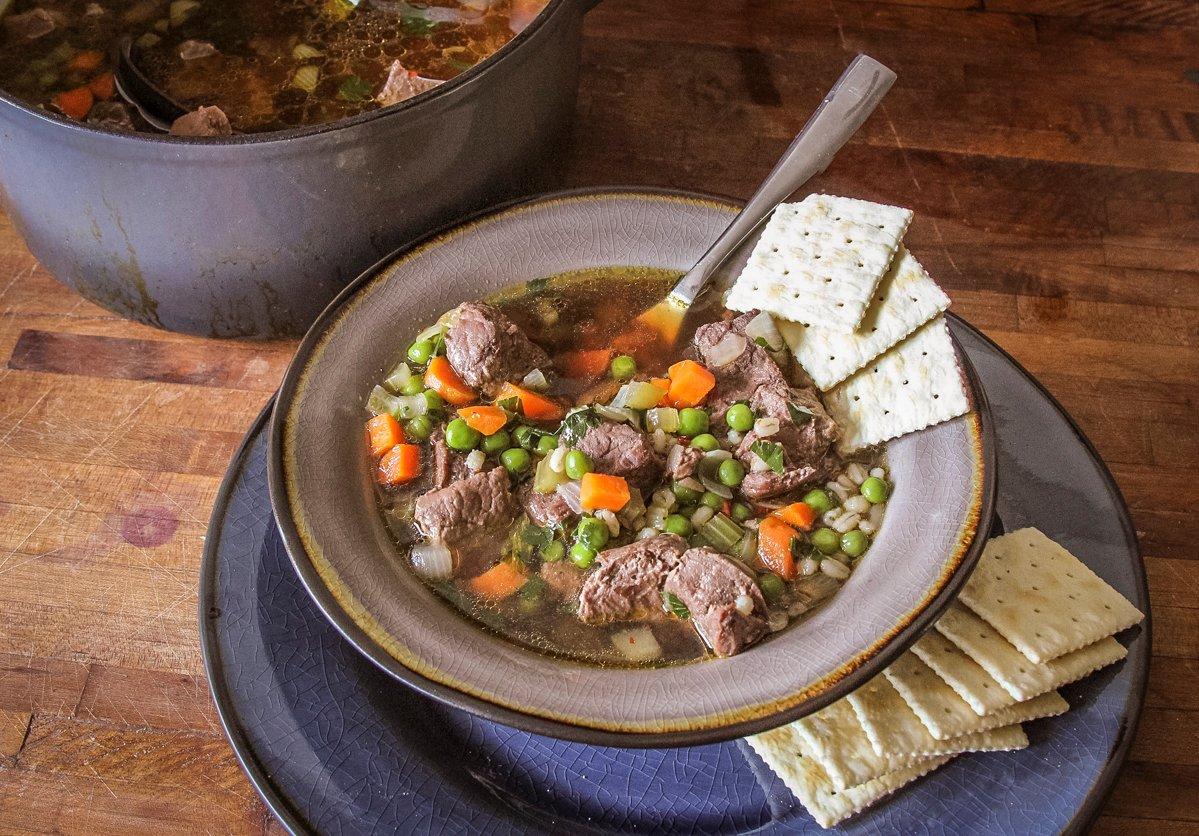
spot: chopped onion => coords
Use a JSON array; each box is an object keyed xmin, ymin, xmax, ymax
[
  {"xmin": 749, "ymin": 453, "xmax": 771, "ymax": 473},
  {"xmin": 465, "ymin": 450, "xmax": 485, "ymax": 472},
  {"xmin": 706, "ymin": 331, "xmax": 747, "ymax": 368},
  {"xmin": 691, "ymin": 506, "xmax": 715, "ymax": 527},
  {"xmin": 821, "ymin": 558, "xmax": 851, "ymax": 580},
  {"xmin": 727, "ymin": 429, "xmax": 743, "ymax": 444},
  {"xmin": 594, "ymin": 403, "xmax": 639, "ymax": 427},
  {"xmin": 744, "ymin": 311, "xmax": 785, "ymax": 351},
  {"xmin": 753, "ymin": 416, "xmax": 780, "ymax": 437},
  {"xmin": 548, "ymin": 446, "xmax": 567, "ymax": 473},
  {"xmin": 596, "ymin": 509, "xmax": 620, "ymax": 536},
  {"xmin": 522, "ymin": 368, "xmax": 548, "ymax": 391},
  {"xmin": 556, "ymin": 481, "xmax": 583, "ymax": 514},
  {"xmin": 415, "ymin": 320, "xmax": 445, "ymax": 343},
  {"xmin": 410, "ymin": 541, "xmax": 453, "ymax": 580},
  {"xmin": 383, "ymin": 362, "xmax": 412, "ymax": 392},
  {"xmin": 179, "ymin": 39, "xmax": 216, "ymax": 60},
  {"xmin": 737, "ymin": 531, "xmax": 758, "ymax": 563},
  {"xmin": 636, "ymin": 527, "xmax": 657, "ymax": 540},
  {"xmin": 618, "ymin": 488, "xmax": 646, "ymax": 526},
  {"xmin": 392, "ymin": 393, "xmax": 428, "ymax": 420},
  {"xmin": 611, "ymin": 627, "xmax": 662, "ymax": 662},
  {"xmin": 665, "ymin": 444, "xmax": 687, "ymax": 476},
  {"xmin": 651, "ymin": 428, "xmax": 671, "ymax": 454},
  {"xmin": 676, "ymin": 477, "xmax": 704, "ymax": 495},
  {"xmin": 651, "ymin": 487, "xmax": 676, "ymax": 509},
  {"xmin": 734, "ymin": 594, "xmax": 755, "ymax": 616},
  {"xmin": 292, "ymin": 43, "xmax": 324, "ymax": 59}
]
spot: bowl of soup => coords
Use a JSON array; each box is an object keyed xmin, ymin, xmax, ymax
[
  {"xmin": 268, "ymin": 188, "xmax": 995, "ymax": 746},
  {"xmin": 0, "ymin": 0, "xmax": 599, "ymax": 336}
]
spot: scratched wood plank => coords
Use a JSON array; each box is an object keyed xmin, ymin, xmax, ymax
[{"xmin": 0, "ymin": 0, "xmax": 1192, "ymax": 830}]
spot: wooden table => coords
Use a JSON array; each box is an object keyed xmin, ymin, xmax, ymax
[{"xmin": 0, "ymin": 0, "xmax": 1195, "ymax": 831}]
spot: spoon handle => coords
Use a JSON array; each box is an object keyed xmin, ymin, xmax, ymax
[{"xmin": 668, "ymin": 54, "xmax": 897, "ymax": 308}]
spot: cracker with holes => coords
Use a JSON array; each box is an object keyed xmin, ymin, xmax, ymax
[
  {"xmin": 823, "ymin": 316, "xmax": 971, "ymax": 454},
  {"xmin": 935, "ymin": 601, "xmax": 1129, "ymax": 701},
  {"xmin": 790, "ymin": 698, "xmax": 918, "ymax": 789},
  {"xmin": 909, "ymin": 630, "xmax": 1012, "ymax": 715},
  {"xmin": 726, "ymin": 194, "xmax": 913, "ymax": 330},
  {"xmin": 847, "ymin": 673, "xmax": 1036, "ymax": 758},
  {"xmin": 959, "ymin": 528, "xmax": 1144, "ymax": 663},
  {"xmin": 746, "ymin": 727, "xmax": 952, "ymax": 829},
  {"xmin": 776, "ymin": 246, "xmax": 949, "ymax": 390}
]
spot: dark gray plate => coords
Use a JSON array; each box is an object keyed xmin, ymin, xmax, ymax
[{"xmin": 200, "ymin": 317, "xmax": 1148, "ymax": 834}]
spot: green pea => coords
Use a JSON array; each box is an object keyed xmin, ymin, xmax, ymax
[
  {"xmin": 672, "ymin": 481, "xmax": 702, "ymax": 504},
  {"xmin": 512, "ymin": 425, "xmax": 537, "ymax": 450},
  {"xmin": 663, "ymin": 514, "xmax": 693, "ymax": 537},
  {"xmin": 422, "ymin": 389, "xmax": 444, "ymax": 413},
  {"xmin": 610, "ymin": 354, "xmax": 637, "ymax": 381},
  {"xmin": 407, "ymin": 339, "xmax": 434, "ymax": 365},
  {"xmin": 840, "ymin": 530, "xmax": 869, "ymax": 558},
  {"xmin": 570, "ymin": 542, "xmax": 597, "ymax": 569},
  {"xmin": 564, "ymin": 449, "xmax": 593, "ymax": 480},
  {"xmin": 404, "ymin": 415, "xmax": 433, "ymax": 441},
  {"xmin": 400, "ymin": 375, "xmax": 425, "ymax": 396},
  {"xmin": 725, "ymin": 402, "xmax": 754, "ymax": 432},
  {"xmin": 860, "ymin": 476, "xmax": 889, "ymax": 504},
  {"xmin": 539, "ymin": 539, "xmax": 565, "ymax": 562},
  {"xmin": 501, "ymin": 447, "xmax": 532, "ymax": 475},
  {"xmin": 802, "ymin": 488, "xmax": 834, "ymax": 515},
  {"xmin": 718, "ymin": 459, "xmax": 745, "ymax": 487},
  {"xmin": 444, "ymin": 418, "xmax": 480, "ymax": 451},
  {"xmin": 811, "ymin": 527, "xmax": 840, "ymax": 555},
  {"xmin": 730, "ymin": 502, "xmax": 752, "ymax": 523},
  {"xmin": 576, "ymin": 515, "xmax": 610, "ymax": 550},
  {"xmin": 690, "ymin": 433, "xmax": 718, "ymax": 452},
  {"xmin": 480, "ymin": 429, "xmax": 511, "ymax": 454},
  {"xmin": 537, "ymin": 434, "xmax": 558, "ymax": 455},
  {"xmin": 757, "ymin": 572, "xmax": 785, "ymax": 602},
  {"xmin": 677, "ymin": 407, "xmax": 709, "ymax": 438},
  {"xmin": 701, "ymin": 491, "xmax": 724, "ymax": 510}
]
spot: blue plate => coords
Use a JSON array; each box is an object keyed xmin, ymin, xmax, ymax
[{"xmin": 200, "ymin": 318, "xmax": 1149, "ymax": 834}]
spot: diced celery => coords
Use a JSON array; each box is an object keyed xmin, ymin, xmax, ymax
[
  {"xmin": 383, "ymin": 362, "xmax": 412, "ymax": 392},
  {"xmin": 700, "ymin": 513, "xmax": 744, "ymax": 553},
  {"xmin": 612, "ymin": 381, "xmax": 667, "ymax": 411},
  {"xmin": 533, "ymin": 454, "xmax": 569, "ymax": 494},
  {"xmin": 367, "ymin": 385, "xmax": 401, "ymax": 416},
  {"xmin": 646, "ymin": 407, "xmax": 679, "ymax": 434}
]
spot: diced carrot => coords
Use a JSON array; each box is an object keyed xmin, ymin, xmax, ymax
[
  {"xmin": 559, "ymin": 348, "xmax": 611, "ymax": 379},
  {"xmin": 457, "ymin": 405, "xmax": 509, "ymax": 436},
  {"xmin": 650, "ymin": 376, "xmax": 675, "ymax": 407},
  {"xmin": 468, "ymin": 561, "xmax": 527, "ymax": 600},
  {"xmin": 376, "ymin": 443, "xmax": 420, "ymax": 486},
  {"xmin": 775, "ymin": 502, "xmax": 818, "ymax": 532},
  {"xmin": 365, "ymin": 413, "xmax": 404, "ymax": 457},
  {"xmin": 496, "ymin": 382, "xmax": 564, "ymax": 421},
  {"xmin": 424, "ymin": 356, "xmax": 476, "ymax": 406},
  {"xmin": 665, "ymin": 359, "xmax": 716, "ymax": 408},
  {"xmin": 52, "ymin": 86, "xmax": 93, "ymax": 120},
  {"xmin": 611, "ymin": 325, "xmax": 660, "ymax": 359},
  {"xmin": 757, "ymin": 515, "xmax": 798, "ymax": 580},
  {"xmin": 88, "ymin": 72, "xmax": 115, "ymax": 101},
  {"xmin": 67, "ymin": 49, "xmax": 104, "ymax": 73},
  {"xmin": 580, "ymin": 472, "xmax": 631, "ymax": 512}
]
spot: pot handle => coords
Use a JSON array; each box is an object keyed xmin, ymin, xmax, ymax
[{"xmin": 578, "ymin": 0, "xmax": 604, "ymax": 12}]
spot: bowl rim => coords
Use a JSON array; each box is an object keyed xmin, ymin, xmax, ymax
[
  {"xmin": 0, "ymin": 0, "xmax": 574, "ymax": 146},
  {"xmin": 267, "ymin": 186, "xmax": 998, "ymax": 747}
]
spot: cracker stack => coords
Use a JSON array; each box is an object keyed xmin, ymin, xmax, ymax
[
  {"xmin": 726, "ymin": 194, "xmax": 966, "ymax": 454},
  {"xmin": 746, "ymin": 528, "xmax": 1143, "ymax": 829}
]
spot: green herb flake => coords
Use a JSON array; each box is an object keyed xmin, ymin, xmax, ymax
[
  {"xmin": 662, "ymin": 591, "xmax": 691, "ymax": 619},
  {"xmin": 401, "ymin": 12, "xmax": 437, "ymax": 36},
  {"xmin": 520, "ymin": 524, "xmax": 551, "ymax": 549},
  {"xmin": 497, "ymin": 396, "xmax": 521, "ymax": 414},
  {"xmin": 787, "ymin": 402, "xmax": 814, "ymax": 426},
  {"xmin": 559, "ymin": 407, "xmax": 600, "ymax": 445},
  {"xmin": 337, "ymin": 74, "xmax": 374, "ymax": 102},
  {"xmin": 527, "ymin": 276, "xmax": 549, "ymax": 294},
  {"xmin": 750, "ymin": 440, "xmax": 786, "ymax": 474}
]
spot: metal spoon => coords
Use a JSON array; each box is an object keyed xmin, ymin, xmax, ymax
[
  {"xmin": 112, "ymin": 35, "xmax": 189, "ymax": 132},
  {"xmin": 636, "ymin": 54, "xmax": 897, "ymax": 343}
]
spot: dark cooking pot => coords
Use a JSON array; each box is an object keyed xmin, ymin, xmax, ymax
[{"xmin": 0, "ymin": 0, "xmax": 594, "ymax": 337}]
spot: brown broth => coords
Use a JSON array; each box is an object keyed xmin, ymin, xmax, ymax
[{"xmin": 0, "ymin": 0, "xmax": 547, "ymax": 132}]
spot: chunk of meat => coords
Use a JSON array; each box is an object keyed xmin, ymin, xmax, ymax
[
  {"xmin": 179, "ymin": 39, "xmax": 217, "ymax": 60},
  {"xmin": 690, "ymin": 311, "xmax": 788, "ymax": 424},
  {"xmin": 413, "ymin": 467, "xmax": 516, "ymax": 576},
  {"xmin": 540, "ymin": 560, "xmax": 584, "ymax": 604},
  {"xmin": 443, "ymin": 302, "xmax": 550, "ymax": 398},
  {"xmin": 736, "ymin": 383, "xmax": 840, "ymax": 499},
  {"xmin": 577, "ymin": 534, "xmax": 687, "ymax": 623},
  {"xmin": 576, "ymin": 420, "xmax": 662, "ymax": 491},
  {"xmin": 87, "ymin": 101, "xmax": 135, "ymax": 132},
  {"xmin": 431, "ymin": 428, "xmax": 472, "ymax": 489},
  {"xmin": 4, "ymin": 8, "xmax": 60, "ymax": 39},
  {"xmin": 521, "ymin": 485, "xmax": 575, "ymax": 528},
  {"xmin": 663, "ymin": 547, "xmax": 768, "ymax": 657},
  {"xmin": 376, "ymin": 60, "xmax": 443, "ymax": 106},
  {"xmin": 170, "ymin": 106, "xmax": 232, "ymax": 137},
  {"xmin": 665, "ymin": 442, "xmax": 703, "ymax": 481}
]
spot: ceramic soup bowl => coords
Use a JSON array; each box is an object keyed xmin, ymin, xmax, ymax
[{"xmin": 268, "ymin": 188, "xmax": 996, "ymax": 747}]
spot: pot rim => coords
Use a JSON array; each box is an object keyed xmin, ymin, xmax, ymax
[{"xmin": 0, "ymin": 0, "xmax": 575, "ymax": 147}]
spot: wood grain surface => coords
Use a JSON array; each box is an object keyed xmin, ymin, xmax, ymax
[{"xmin": 0, "ymin": 0, "xmax": 1196, "ymax": 831}]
